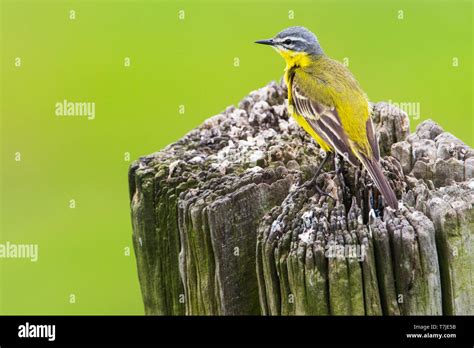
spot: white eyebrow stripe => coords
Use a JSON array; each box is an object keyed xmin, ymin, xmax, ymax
[{"xmin": 275, "ymin": 36, "xmax": 307, "ymax": 44}]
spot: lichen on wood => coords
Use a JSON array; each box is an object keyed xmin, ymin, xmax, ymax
[{"xmin": 129, "ymin": 81, "xmax": 473, "ymax": 315}]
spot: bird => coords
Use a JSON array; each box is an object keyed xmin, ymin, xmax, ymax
[{"xmin": 255, "ymin": 26, "xmax": 398, "ymax": 209}]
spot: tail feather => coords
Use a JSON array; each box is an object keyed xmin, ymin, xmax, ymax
[{"xmin": 358, "ymin": 154, "xmax": 399, "ymax": 210}]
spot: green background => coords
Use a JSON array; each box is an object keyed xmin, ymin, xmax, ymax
[{"xmin": 0, "ymin": 0, "xmax": 472, "ymax": 314}]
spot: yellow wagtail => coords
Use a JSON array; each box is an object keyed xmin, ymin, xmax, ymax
[{"xmin": 256, "ymin": 26, "xmax": 398, "ymax": 209}]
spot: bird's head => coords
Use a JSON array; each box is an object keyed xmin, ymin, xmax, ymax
[{"xmin": 255, "ymin": 26, "xmax": 324, "ymax": 67}]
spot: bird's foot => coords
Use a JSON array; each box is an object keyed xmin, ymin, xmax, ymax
[
  {"xmin": 316, "ymin": 183, "xmax": 335, "ymax": 201},
  {"xmin": 301, "ymin": 150, "xmax": 336, "ymax": 201},
  {"xmin": 302, "ymin": 174, "xmax": 335, "ymax": 202}
]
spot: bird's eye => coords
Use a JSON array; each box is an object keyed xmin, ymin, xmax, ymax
[{"xmin": 284, "ymin": 39, "xmax": 292, "ymax": 45}]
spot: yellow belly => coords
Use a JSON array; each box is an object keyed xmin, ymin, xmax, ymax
[{"xmin": 291, "ymin": 112, "xmax": 333, "ymax": 153}]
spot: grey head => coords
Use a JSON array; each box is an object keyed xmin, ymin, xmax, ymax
[{"xmin": 255, "ymin": 26, "xmax": 324, "ymax": 56}]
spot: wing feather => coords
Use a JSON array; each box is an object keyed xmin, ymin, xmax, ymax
[
  {"xmin": 291, "ymin": 79, "xmax": 359, "ymax": 166},
  {"xmin": 365, "ymin": 108, "xmax": 380, "ymax": 162}
]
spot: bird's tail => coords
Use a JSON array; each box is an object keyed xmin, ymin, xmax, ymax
[{"xmin": 357, "ymin": 153, "xmax": 399, "ymax": 210}]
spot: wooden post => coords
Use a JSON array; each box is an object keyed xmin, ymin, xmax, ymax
[{"xmin": 129, "ymin": 81, "xmax": 473, "ymax": 315}]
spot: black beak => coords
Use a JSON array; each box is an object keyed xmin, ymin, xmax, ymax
[{"xmin": 255, "ymin": 39, "xmax": 274, "ymax": 46}]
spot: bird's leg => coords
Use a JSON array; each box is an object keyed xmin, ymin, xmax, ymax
[
  {"xmin": 334, "ymin": 153, "xmax": 348, "ymax": 202},
  {"xmin": 303, "ymin": 150, "xmax": 334, "ymax": 200},
  {"xmin": 334, "ymin": 153, "xmax": 344, "ymax": 182},
  {"xmin": 307, "ymin": 150, "xmax": 331, "ymax": 185}
]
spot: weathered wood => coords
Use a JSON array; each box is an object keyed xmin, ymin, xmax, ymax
[{"xmin": 129, "ymin": 81, "xmax": 473, "ymax": 315}]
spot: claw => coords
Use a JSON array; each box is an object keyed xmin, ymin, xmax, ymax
[
  {"xmin": 315, "ymin": 184, "xmax": 336, "ymax": 202},
  {"xmin": 301, "ymin": 152, "xmax": 336, "ymax": 201}
]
